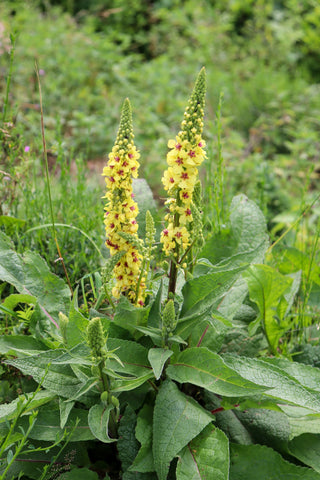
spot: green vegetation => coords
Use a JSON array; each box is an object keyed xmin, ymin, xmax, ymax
[{"xmin": 0, "ymin": 1, "xmax": 320, "ymax": 478}]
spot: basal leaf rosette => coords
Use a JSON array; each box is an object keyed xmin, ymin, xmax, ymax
[
  {"xmin": 103, "ymin": 99, "xmax": 145, "ymax": 306},
  {"xmin": 161, "ymin": 67, "xmax": 206, "ymax": 258}
]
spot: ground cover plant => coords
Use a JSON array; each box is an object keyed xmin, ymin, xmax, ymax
[
  {"xmin": 0, "ymin": 64, "xmax": 320, "ymax": 479},
  {"xmin": 1, "ymin": 1, "xmax": 320, "ymax": 479}
]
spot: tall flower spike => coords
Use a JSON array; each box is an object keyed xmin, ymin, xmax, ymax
[
  {"xmin": 161, "ymin": 68, "xmax": 206, "ymax": 259},
  {"xmin": 103, "ymin": 99, "xmax": 145, "ymax": 306}
]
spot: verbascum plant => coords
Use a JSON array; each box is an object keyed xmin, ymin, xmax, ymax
[
  {"xmin": 102, "ymin": 99, "xmax": 145, "ymax": 306},
  {"xmin": 161, "ymin": 68, "xmax": 206, "ymax": 294}
]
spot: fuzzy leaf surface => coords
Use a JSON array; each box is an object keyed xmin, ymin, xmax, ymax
[
  {"xmin": 130, "ymin": 404, "xmax": 155, "ymax": 473},
  {"xmin": 148, "ymin": 348, "xmax": 173, "ymax": 380},
  {"xmin": 0, "ymin": 232, "xmax": 70, "ymax": 330},
  {"xmin": 6, "ymin": 351, "xmax": 97, "ymax": 402},
  {"xmin": 288, "ymin": 434, "xmax": 320, "ymax": 472},
  {"xmin": 153, "ymin": 379, "xmax": 213, "ymax": 480},
  {"xmin": 176, "ymin": 424, "xmax": 229, "ymax": 480},
  {"xmin": 88, "ymin": 403, "xmax": 116, "ymax": 443},
  {"xmin": 222, "ymin": 354, "xmax": 320, "ymax": 412},
  {"xmin": 230, "ymin": 443, "xmax": 320, "ymax": 479},
  {"xmin": 181, "ymin": 266, "xmax": 247, "ymax": 317},
  {"xmin": 18, "ymin": 408, "xmax": 94, "ymax": 441},
  {"xmin": 243, "ymin": 264, "xmax": 293, "ymax": 351},
  {"xmin": 167, "ymin": 347, "xmax": 269, "ymax": 396},
  {"xmin": 200, "ymin": 194, "xmax": 269, "ymax": 267},
  {"xmin": 0, "ymin": 334, "xmax": 47, "ymax": 356}
]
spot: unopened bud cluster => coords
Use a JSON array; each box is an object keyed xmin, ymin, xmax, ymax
[{"xmin": 87, "ymin": 317, "xmax": 106, "ymax": 361}]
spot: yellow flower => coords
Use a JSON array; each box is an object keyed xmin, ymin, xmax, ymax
[
  {"xmin": 103, "ymin": 99, "xmax": 145, "ymax": 305},
  {"xmin": 161, "ymin": 68, "xmax": 206, "ymax": 258}
]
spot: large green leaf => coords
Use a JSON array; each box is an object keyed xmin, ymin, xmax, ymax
[
  {"xmin": 130, "ymin": 404, "xmax": 155, "ymax": 473},
  {"xmin": 118, "ymin": 405, "xmax": 139, "ymax": 472},
  {"xmin": 167, "ymin": 348, "xmax": 269, "ymax": 397},
  {"xmin": 181, "ymin": 265, "xmax": 247, "ymax": 317},
  {"xmin": 288, "ymin": 434, "xmax": 320, "ymax": 473},
  {"xmin": 243, "ymin": 265, "xmax": 293, "ymax": 352},
  {"xmin": 107, "ymin": 338, "xmax": 152, "ymax": 378},
  {"xmin": 6, "ymin": 351, "xmax": 98, "ymax": 402},
  {"xmin": 230, "ymin": 443, "xmax": 320, "ymax": 479},
  {"xmin": 176, "ymin": 424, "xmax": 229, "ymax": 480},
  {"xmin": 60, "ymin": 468, "xmax": 100, "ymax": 480},
  {"xmin": 17, "ymin": 407, "xmax": 94, "ymax": 441},
  {"xmin": 2, "ymin": 293, "xmax": 36, "ymax": 311},
  {"xmin": 0, "ymin": 390, "xmax": 55, "ymax": 423},
  {"xmin": 200, "ymin": 194, "xmax": 269, "ymax": 267},
  {"xmin": 0, "ymin": 232, "xmax": 70, "ymax": 331},
  {"xmin": 88, "ymin": 404, "xmax": 116, "ymax": 443},
  {"xmin": 222, "ymin": 354, "xmax": 320, "ymax": 412},
  {"xmin": 133, "ymin": 178, "xmax": 157, "ymax": 236},
  {"xmin": 0, "ymin": 334, "xmax": 47, "ymax": 356},
  {"xmin": 113, "ymin": 296, "xmax": 150, "ymax": 333},
  {"xmin": 153, "ymin": 379, "xmax": 213, "ymax": 480},
  {"xmin": 262, "ymin": 357, "xmax": 320, "ymax": 393},
  {"xmin": 65, "ymin": 299, "xmax": 89, "ymax": 347}
]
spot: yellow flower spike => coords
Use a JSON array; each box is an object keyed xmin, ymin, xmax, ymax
[
  {"xmin": 161, "ymin": 68, "xmax": 206, "ymax": 262},
  {"xmin": 103, "ymin": 98, "xmax": 145, "ymax": 306}
]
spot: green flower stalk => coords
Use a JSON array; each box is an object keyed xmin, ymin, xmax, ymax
[
  {"xmin": 161, "ymin": 68, "xmax": 206, "ymax": 295},
  {"xmin": 103, "ymin": 99, "xmax": 146, "ymax": 306}
]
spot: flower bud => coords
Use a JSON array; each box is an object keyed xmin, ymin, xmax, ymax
[
  {"xmin": 162, "ymin": 299, "xmax": 176, "ymax": 333},
  {"xmin": 87, "ymin": 318, "xmax": 106, "ymax": 360}
]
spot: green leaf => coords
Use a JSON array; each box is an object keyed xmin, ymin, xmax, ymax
[
  {"xmin": 118, "ymin": 405, "xmax": 139, "ymax": 473},
  {"xmin": 289, "ymin": 415, "xmax": 320, "ymax": 438},
  {"xmin": 134, "ymin": 325, "xmax": 163, "ymax": 346},
  {"xmin": 176, "ymin": 424, "xmax": 229, "ymax": 480},
  {"xmin": 201, "ymin": 194, "xmax": 269, "ymax": 267},
  {"xmin": 148, "ymin": 280, "xmax": 163, "ymax": 328},
  {"xmin": 262, "ymin": 357, "xmax": 320, "ymax": 393},
  {"xmin": 66, "ymin": 299, "xmax": 88, "ymax": 347},
  {"xmin": 243, "ymin": 265, "xmax": 293, "ymax": 352},
  {"xmin": 185, "ymin": 315, "xmax": 228, "ymax": 352},
  {"xmin": 111, "ymin": 372, "xmax": 154, "ymax": 393},
  {"xmin": 88, "ymin": 403, "xmax": 116, "ymax": 443},
  {"xmin": 153, "ymin": 379, "xmax": 213, "ymax": 480},
  {"xmin": 60, "ymin": 468, "xmax": 99, "ymax": 480},
  {"xmin": 217, "ymin": 276, "xmax": 249, "ymax": 321},
  {"xmin": 113, "ymin": 296, "xmax": 150, "ymax": 333},
  {"xmin": 6, "ymin": 351, "xmax": 97, "ymax": 402},
  {"xmin": 277, "ymin": 246, "xmax": 320, "ymax": 286},
  {"xmin": 228, "ymin": 408, "xmax": 291, "ymax": 452},
  {"xmin": 222, "ymin": 354, "xmax": 320, "ymax": 413},
  {"xmin": 288, "ymin": 434, "xmax": 320, "ymax": 472},
  {"xmin": 18, "ymin": 407, "xmax": 94, "ymax": 441},
  {"xmin": 230, "ymin": 443, "xmax": 320, "ymax": 480},
  {"xmin": 59, "ymin": 397, "xmax": 75, "ymax": 428},
  {"xmin": 0, "ymin": 390, "xmax": 55, "ymax": 423},
  {"xmin": 148, "ymin": 348, "xmax": 173, "ymax": 380},
  {"xmin": 2, "ymin": 293, "xmax": 36, "ymax": 311},
  {"xmin": 0, "ymin": 335, "xmax": 47, "ymax": 356},
  {"xmin": 0, "ymin": 232, "xmax": 70, "ymax": 331},
  {"xmin": 181, "ymin": 266, "xmax": 247, "ymax": 317},
  {"xmin": 133, "ymin": 178, "xmax": 157, "ymax": 236},
  {"xmin": 167, "ymin": 348, "xmax": 269, "ymax": 397},
  {"xmin": 107, "ymin": 339, "xmax": 152, "ymax": 378},
  {"xmin": 130, "ymin": 404, "xmax": 155, "ymax": 473}
]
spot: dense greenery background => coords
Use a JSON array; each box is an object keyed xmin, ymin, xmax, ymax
[{"xmin": 1, "ymin": 1, "xmax": 320, "ymax": 479}]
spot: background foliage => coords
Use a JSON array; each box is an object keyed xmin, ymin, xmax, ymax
[{"xmin": 0, "ymin": 0, "xmax": 320, "ymax": 478}]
